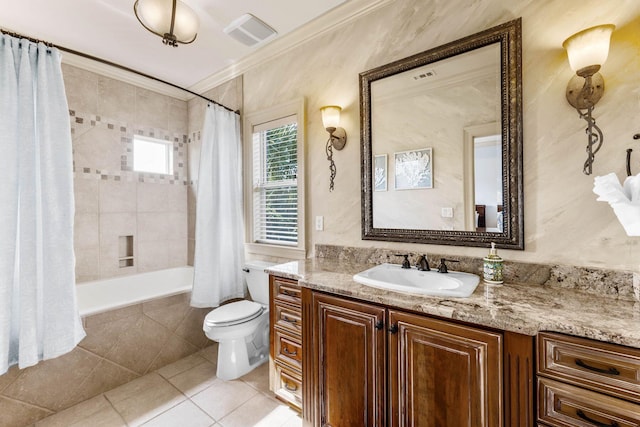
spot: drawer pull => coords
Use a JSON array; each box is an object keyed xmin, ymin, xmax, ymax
[
  {"xmin": 282, "ymin": 290, "xmax": 297, "ymax": 297},
  {"xmin": 285, "ymin": 382, "xmax": 298, "ymax": 392},
  {"xmin": 575, "ymin": 358, "xmax": 621, "ymax": 376},
  {"xmin": 282, "ymin": 315, "xmax": 298, "ymax": 324},
  {"xmin": 576, "ymin": 409, "xmax": 619, "ymax": 427},
  {"xmin": 283, "ymin": 347, "xmax": 298, "ymax": 357}
]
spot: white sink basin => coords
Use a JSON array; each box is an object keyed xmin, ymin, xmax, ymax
[{"xmin": 353, "ymin": 263, "xmax": 480, "ymax": 298}]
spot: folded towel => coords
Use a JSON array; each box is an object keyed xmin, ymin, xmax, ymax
[{"xmin": 593, "ymin": 172, "xmax": 640, "ymax": 236}]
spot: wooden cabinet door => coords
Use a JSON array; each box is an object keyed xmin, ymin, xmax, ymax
[
  {"xmin": 308, "ymin": 291, "xmax": 387, "ymax": 427},
  {"xmin": 388, "ymin": 310, "xmax": 503, "ymax": 427}
]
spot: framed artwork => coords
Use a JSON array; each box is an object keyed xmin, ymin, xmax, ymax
[
  {"xmin": 374, "ymin": 154, "xmax": 387, "ymax": 191},
  {"xmin": 394, "ymin": 147, "xmax": 433, "ymax": 190}
]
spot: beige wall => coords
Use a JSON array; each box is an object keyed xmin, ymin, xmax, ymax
[
  {"xmin": 63, "ymin": 64, "xmax": 189, "ymax": 281},
  {"xmin": 243, "ymin": 0, "xmax": 640, "ymax": 271}
]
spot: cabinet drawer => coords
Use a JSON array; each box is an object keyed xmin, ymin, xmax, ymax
[
  {"xmin": 538, "ymin": 377, "xmax": 640, "ymax": 427},
  {"xmin": 274, "ymin": 362, "xmax": 302, "ymax": 411},
  {"xmin": 273, "ymin": 278, "xmax": 301, "ymax": 307},
  {"xmin": 274, "ymin": 304, "xmax": 302, "ymax": 335},
  {"xmin": 538, "ymin": 332, "xmax": 640, "ymax": 403},
  {"xmin": 274, "ymin": 329, "xmax": 302, "ymax": 370}
]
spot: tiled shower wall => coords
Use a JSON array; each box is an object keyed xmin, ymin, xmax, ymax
[
  {"xmin": 63, "ymin": 64, "xmax": 189, "ymax": 282},
  {"xmin": 186, "ymin": 76, "xmax": 243, "ymax": 265}
]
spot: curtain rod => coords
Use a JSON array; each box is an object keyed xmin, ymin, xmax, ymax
[{"xmin": 0, "ymin": 28, "xmax": 240, "ymax": 115}]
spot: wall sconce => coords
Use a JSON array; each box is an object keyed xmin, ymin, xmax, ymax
[
  {"xmin": 320, "ymin": 106, "xmax": 347, "ymax": 191},
  {"xmin": 563, "ymin": 24, "xmax": 615, "ymax": 175},
  {"xmin": 134, "ymin": 0, "xmax": 199, "ymax": 47}
]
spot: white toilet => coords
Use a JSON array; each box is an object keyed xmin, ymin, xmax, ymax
[{"xmin": 202, "ymin": 260, "xmax": 275, "ymax": 380}]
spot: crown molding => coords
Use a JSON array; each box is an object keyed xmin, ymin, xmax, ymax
[
  {"xmin": 188, "ymin": 0, "xmax": 393, "ymax": 96},
  {"xmin": 60, "ymin": 0, "xmax": 392, "ymax": 101}
]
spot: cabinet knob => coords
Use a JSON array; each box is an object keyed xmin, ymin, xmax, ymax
[
  {"xmin": 389, "ymin": 324, "xmax": 398, "ymax": 334},
  {"xmin": 375, "ymin": 320, "xmax": 384, "ymax": 330}
]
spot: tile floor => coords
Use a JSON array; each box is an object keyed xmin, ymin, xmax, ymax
[{"xmin": 34, "ymin": 345, "xmax": 302, "ymax": 427}]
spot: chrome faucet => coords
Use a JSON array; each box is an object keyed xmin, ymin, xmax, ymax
[{"xmin": 416, "ymin": 254, "xmax": 430, "ymax": 271}]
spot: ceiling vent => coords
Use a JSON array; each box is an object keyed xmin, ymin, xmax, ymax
[{"xmin": 224, "ymin": 14, "xmax": 277, "ymax": 47}]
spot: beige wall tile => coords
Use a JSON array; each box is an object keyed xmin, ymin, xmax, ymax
[
  {"xmin": 0, "ymin": 364, "xmax": 21, "ymax": 393},
  {"xmin": 74, "ymin": 213, "xmax": 99, "ymax": 249},
  {"xmin": 68, "ymin": 359, "xmax": 138, "ymax": 408},
  {"xmin": 81, "ymin": 309, "xmax": 144, "ymax": 357},
  {"xmin": 146, "ymin": 335, "xmax": 199, "ymax": 373},
  {"xmin": 84, "ymin": 304, "xmax": 143, "ymax": 329},
  {"xmin": 99, "ymin": 212, "xmax": 137, "ymax": 276},
  {"xmin": 168, "ymin": 99, "xmax": 188, "ymax": 135},
  {"xmin": 73, "ymin": 126, "xmax": 122, "ymax": 172},
  {"xmin": 62, "ymin": 64, "xmax": 98, "ymax": 114},
  {"xmin": 0, "ymin": 396, "xmax": 52, "ymax": 426},
  {"xmin": 75, "ymin": 247, "xmax": 100, "ymax": 282},
  {"xmin": 143, "ymin": 296, "xmax": 190, "ymax": 332},
  {"xmin": 137, "ymin": 241, "xmax": 169, "ymax": 273},
  {"xmin": 167, "ymin": 239, "xmax": 188, "ymax": 268},
  {"xmin": 97, "ymin": 77, "xmax": 136, "ymax": 123},
  {"xmin": 137, "ymin": 212, "xmax": 187, "ymax": 242},
  {"xmin": 174, "ymin": 308, "xmax": 210, "ymax": 349},
  {"xmin": 135, "ymin": 88, "xmax": 169, "ymax": 130},
  {"xmin": 137, "ymin": 183, "xmax": 175, "ymax": 213},
  {"xmin": 99, "ymin": 180, "xmax": 137, "ymax": 213},
  {"xmin": 2, "ymin": 347, "xmax": 101, "ymax": 411},
  {"xmin": 74, "ymin": 178, "xmax": 99, "ymax": 214},
  {"xmin": 104, "ymin": 315, "xmax": 172, "ymax": 375}
]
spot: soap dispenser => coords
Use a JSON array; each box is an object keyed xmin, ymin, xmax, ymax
[{"xmin": 483, "ymin": 242, "xmax": 504, "ymax": 284}]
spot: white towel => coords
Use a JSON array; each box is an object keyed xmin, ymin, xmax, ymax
[{"xmin": 593, "ymin": 173, "xmax": 640, "ymax": 236}]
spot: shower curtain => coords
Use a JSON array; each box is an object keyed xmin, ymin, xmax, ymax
[
  {"xmin": 0, "ymin": 35, "xmax": 85, "ymax": 375},
  {"xmin": 191, "ymin": 104, "xmax": 245, "ymax": 307}
]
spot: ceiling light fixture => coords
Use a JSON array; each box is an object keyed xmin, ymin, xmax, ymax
[{"xmin": 134, "ymin": 0, "xmax": 199, "ymax": 47}]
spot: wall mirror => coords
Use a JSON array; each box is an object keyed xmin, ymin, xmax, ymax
[{"xmin": 360, "ymin": 18, "xmax": 523, "ymax": 249}]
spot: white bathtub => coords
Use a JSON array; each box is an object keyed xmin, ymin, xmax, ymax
[{"xmin": 76, "ymin": 266, "xmax": 194, "ymax": 317}]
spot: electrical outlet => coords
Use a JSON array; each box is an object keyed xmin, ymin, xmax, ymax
[
  {"xmin": 315, "ymin": 215, "xmax": 324, "ymax": 231},
  {"xmin": 441, "ymin": 207, "xmax": 453, "ymax": 218}
]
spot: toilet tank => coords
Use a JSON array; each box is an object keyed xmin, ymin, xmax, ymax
[{"xmin": 244, "ymin": 260, "xmax": 276, "ymax": 305}]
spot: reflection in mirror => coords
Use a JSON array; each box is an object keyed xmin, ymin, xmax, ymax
[
  {"xmin": 360, "ymin": 18, "xmax": 523, "ymax": 249},
  {"xmin": 372, "ymin": 43, "xmax": 500, "ymax": 232}
]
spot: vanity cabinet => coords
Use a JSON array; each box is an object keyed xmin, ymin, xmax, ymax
[
  {"xmin": 303, "ymin": 289, "xmax": 535, "ymax": 426},
  {"xmin": 537, "ymin": 332, "xmax": 640, "ymax": 426},
  {"xmin": 269, "ymin": 276, "xmax": 303, "ymax": 411}
]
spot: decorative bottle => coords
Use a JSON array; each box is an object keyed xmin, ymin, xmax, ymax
[{"xmin": 483, "ymin": 242, "xmax": 504, "ymax": 284}]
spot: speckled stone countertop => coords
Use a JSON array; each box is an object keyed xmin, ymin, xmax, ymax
[{"xmin": 266, "ymin": 258, "xmax": 640, "ymax": 349}]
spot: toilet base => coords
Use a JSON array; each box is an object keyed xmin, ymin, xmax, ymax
[{"xmin": 216, "ymin": 336, "xmax": 269, "ymax": 381}]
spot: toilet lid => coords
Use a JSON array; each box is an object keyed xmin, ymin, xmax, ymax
[{"xmin": 204, "ymin": 300, "xmax": 265, "ymax": 327}]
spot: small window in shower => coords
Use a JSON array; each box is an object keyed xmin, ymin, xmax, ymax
[{"xmin": 133, "ymin": 135, "xmax": 173, "ymax": 175}]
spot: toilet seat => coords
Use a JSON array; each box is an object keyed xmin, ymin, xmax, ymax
[{"xmin": 204, "ymin": 300, "xmax": 264, "ymax": 328}]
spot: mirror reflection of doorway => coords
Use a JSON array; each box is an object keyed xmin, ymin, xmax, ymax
[{"xmin": 463, "ymin": 123, "xmax": 503, "ymax": 232}]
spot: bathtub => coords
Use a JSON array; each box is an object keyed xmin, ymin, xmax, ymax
[{"xmin": 76, "ymin": 266, "xmax": 194, "ymax": 317}]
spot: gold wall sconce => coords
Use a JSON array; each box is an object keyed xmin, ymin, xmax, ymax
[
  {"xmin": 320, "ymin": 106, "xmax": 347, "ymax": 191},
  {"xmin": 563, "ymin": 24, "xmax": 615, "ymax": 175}
]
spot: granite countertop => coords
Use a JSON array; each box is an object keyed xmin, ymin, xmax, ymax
[{"xmin": 266, "ymin": 258, "xmax": 640, "ymax": 349}]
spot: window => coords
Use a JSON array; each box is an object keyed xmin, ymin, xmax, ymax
[
  {"xmin": 244, "ymin": 99, "xmax": 305, "ymax": 258},
  {"xmin": 133, "ymin": 135, "xmax": 173, "ymax": 175},
  {"xmin": 253, "ymin": 117, "xmax": 298, "ymax": 245}
]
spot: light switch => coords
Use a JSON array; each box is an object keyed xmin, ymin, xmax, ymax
[
  {"xmin": 441, "ymin": 207, "xmax": 453, "ymax": 218},
  {"xmin": 315, "ymin": 215, "xmax": 324, "ymax": 231}
]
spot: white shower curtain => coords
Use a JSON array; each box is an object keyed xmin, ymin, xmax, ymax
[
  {"xmin": 191, "ymin": 104, "xmax": 245, "ymax": 307},
  {"xmin": 0, "ymin": 35, "xmax": 85, "ymax": 375}
]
